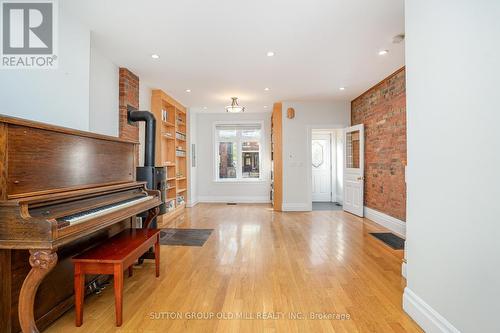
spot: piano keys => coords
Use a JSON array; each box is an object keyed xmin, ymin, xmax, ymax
[
  {"xmin": 56, "ymin": 194, "xmax": 153, "ymax": 228},
  {"xmin": 0, "ymin": 115, "xmax": 161, "ymax": 333}
]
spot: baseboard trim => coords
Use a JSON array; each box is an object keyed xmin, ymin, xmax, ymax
[
  {"xmin": 282, "ymin": 203, "xmax": 311, "ymax": 211},
  {"xmin": 186, "ymin": 200, "xmax": 198, "ymax": 208},
  {"xmin": 364, "ymin": 206, "xmax": 406, "ymax": 237},
  {"xmin": 198, "ymin": 196, "xmax": 271, "ymax": 204},
  {"xmin": 403, "ymin": 287, "xmax": 460, "ymax": 333}
]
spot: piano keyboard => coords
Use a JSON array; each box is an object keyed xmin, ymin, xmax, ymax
[{"xmin": 57, "ymin": 196, "xmax": 153, "ymax": 227}]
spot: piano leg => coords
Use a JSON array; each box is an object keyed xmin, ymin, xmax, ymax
[
  {"xmin": 18, "ymin": 249, "xmax": 58, "ymax": 333},
  {"xmin": 138, "ymin": 207, "xmax": 161, "ymax": 264},
  {"xmin": 142, "ymin": 206, "xmax": 160, "ymax": 229}
]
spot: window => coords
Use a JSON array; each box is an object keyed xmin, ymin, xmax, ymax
[
  {"xmin": 215, "ymin": 123, "xmax": 263, "ymax": 181},
  {"xmin": 345, "ymin": 130, "xmax": 360, "ymax": 169}
]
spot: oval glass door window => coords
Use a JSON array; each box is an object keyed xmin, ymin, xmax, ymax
[{"xmin": 312, "ymin": 141, "xmax": 324, "ymax": 168}]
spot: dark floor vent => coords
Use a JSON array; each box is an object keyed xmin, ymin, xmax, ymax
[
  {"xmin": 159, "ymin": 229, "xmax": 213, "ymax": 247},
  {"xmin": 370, "ymin": 233, "xmax": 405, "ymax": 250},
  {"xmin": 226, "ymin": 203, "xmax": 237, "ymax": 205}
]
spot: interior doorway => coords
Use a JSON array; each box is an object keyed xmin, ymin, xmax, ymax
[{"xmin": 310, "ymin": 129, "xmax": 343, "ymax": 211}]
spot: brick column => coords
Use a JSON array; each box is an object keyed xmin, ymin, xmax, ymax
[{"xmin": 118, "ymin": 68, "xmax": 139, "ymax": 141}]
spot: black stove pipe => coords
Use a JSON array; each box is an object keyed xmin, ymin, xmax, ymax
[{"xmin": 127, "ymin": 106, "xmax": 156, "ymax": 167}]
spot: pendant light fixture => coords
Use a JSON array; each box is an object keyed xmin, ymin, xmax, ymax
[{"xmin": 225, "ymin": 97, "xmax": 245, "ymax": 113}]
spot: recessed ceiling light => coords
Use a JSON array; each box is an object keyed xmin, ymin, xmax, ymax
[
  {"xmin": 266, "ymin": 51, "xmax": 275, "ymax": 57},
  {"xmin": 203, "ymin": 106, "xmax": 208, "ymax": 110},
  {"xmin": 185, "ymin": 89, "xmax": 191, "ymax": 93},
  {"xmin": 264, "ymin": 87, "xmax": 270, "ymax": 91},
  {"xmin": 151, "ymin": 54, "xmax": 160, "ymax": 59},
  {"xmin": 339, "ymin": 87, "xmax": 345, "ymax": 91},
  {"xmin": 378, "ymin": 50, "xmax": 389, "ymax": 56},
  {"xmin": 264, "ymin": 105, "xmax": 268, "ymax": 108}
]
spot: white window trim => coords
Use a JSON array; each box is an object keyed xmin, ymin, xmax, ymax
[{"xmin": 213, "ymin": 120, "xmax": 264, "ymax": 183}]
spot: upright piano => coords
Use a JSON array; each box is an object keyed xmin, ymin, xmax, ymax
[{"xmin": 0, "ymin": 115, "xmax": 161, "ymax": 333}]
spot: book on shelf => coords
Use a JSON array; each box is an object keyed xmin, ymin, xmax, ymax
[
  {"xmin": 161, "ymin": 109, "xmax": 169, "ymax": 122},
  {"xmin": 175, "ymin": 132, "xmax": 186, "ymax": 141},
  {"xmin": 166, "ymin": 200, "xmax": 175, "ymax": 212}
]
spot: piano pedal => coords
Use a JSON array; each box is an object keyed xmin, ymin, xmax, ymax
[
  {"xmin": 137, "ymin": 248, "xmax": 156, "ymax": 265},
  {"xmin": 87, "ymin": 281, "xmax": 100, "ymax": 295},
  {"xmin": 87, "ymin": 280, "xmax": 110, "ymax": 295},
  {"xmin": 98, "ymin": 281, "xmax": 111, "ymax": 289}
]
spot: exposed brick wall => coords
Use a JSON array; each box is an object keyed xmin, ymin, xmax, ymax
[
  {"xmin": 351, "ymin": 67, "xmax": 406, "ymax": 221},
  {"xmin": 119, "ymin": 68, "xmax": 139, "ymax": 141}
]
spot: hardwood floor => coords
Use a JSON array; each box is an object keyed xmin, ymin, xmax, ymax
[{"xmin": 45, "ymin": 204, "xmax": 421, "ymax": 333}]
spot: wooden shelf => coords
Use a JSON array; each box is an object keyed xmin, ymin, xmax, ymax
[
  {"xmin": 152, "ymin": 88, "xmax": 188, "ymax": 219},
  {"xmin": 175, "ymin": 107, "xmax": 186, "ymax": 114}
]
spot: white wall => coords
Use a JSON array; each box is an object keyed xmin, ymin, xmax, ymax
[
  {"xmin": 0, "ymin": 6, "xmax": 123, "ymax": 138},
  {"xmin": 89, "ymin": 36, "xmax": 119, "ymax": 136},
  {"xmin": 404, "ymin": 1, "xmax": 500, "ymax": 332},
  {"xmin": 196, "ymin": 112, "xmax": 271, "ymax": 203},
  {"xmin": 282, "ymin": 101, "xmax": 350, "ymax": 211},
  {"xmin": 0, "ymin": 7, "xmax": 90, "ymax": 131}
]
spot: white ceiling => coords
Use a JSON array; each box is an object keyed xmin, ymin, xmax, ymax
[{"xmin": 63, "ymin": 0, "xmax": 404, "ymax": 113}]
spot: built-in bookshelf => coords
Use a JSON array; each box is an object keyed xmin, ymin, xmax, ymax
[
  {"xmin": 151, "ymin": 89, "xmax": 188, "ymax": 225},
  {"xmin": 271, "ymin": 102, "xmax": 283, "ymax": 211}
]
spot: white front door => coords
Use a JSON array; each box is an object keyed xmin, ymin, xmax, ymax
[
  {"xmin": 311, "ymin": 132, "xmax": 331, "ymax": 202},
  {"xmin": 343, "ymin": 124, "xmax": 364, "ymax": 216}
]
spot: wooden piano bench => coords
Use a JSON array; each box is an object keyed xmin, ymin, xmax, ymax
[{"xmin": 72, "ymin": 228, "xmax": 161, "ymax": 327}]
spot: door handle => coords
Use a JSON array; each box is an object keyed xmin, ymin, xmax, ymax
[{"xmin": 357, "ymin": 176, "xmax": 364, "ymax": 181}]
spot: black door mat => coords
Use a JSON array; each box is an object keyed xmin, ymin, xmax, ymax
[
  {"xmin": 159, "ymin": 228, "xmax": 213, "ymax": 247},
  {"xmin": 370, "ymin": 232, "xmax": 405, "ymax": 250}
]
